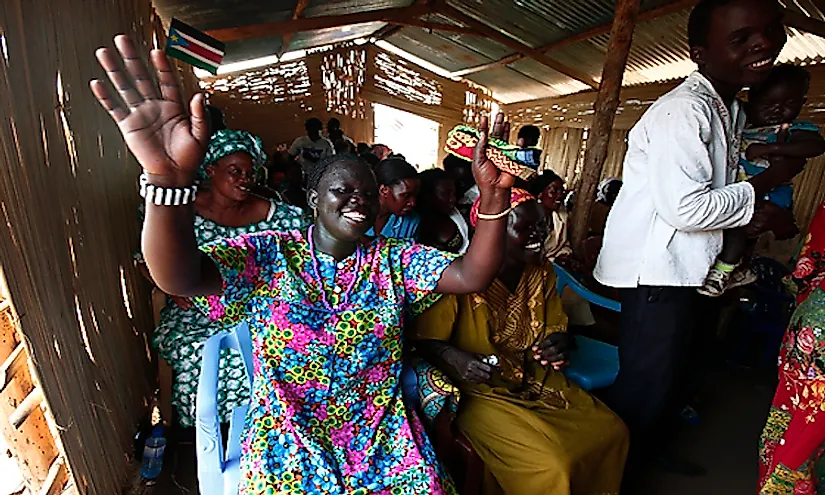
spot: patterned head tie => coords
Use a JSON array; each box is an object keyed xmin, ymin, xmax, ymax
[
  {"xmin": 470, "ymin": 188, "xmax": 535, "ymax": 228},
  {"xmin": 199, "ymin": 129, "xmax": 267, "ymax": 180}
]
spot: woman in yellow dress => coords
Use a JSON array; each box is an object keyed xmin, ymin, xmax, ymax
[{"xmin": 412, "ymin": 188, "xmax": 628, "ymax": 495}]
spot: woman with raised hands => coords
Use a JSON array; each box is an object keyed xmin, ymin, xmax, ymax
[{"xmin": 91, "ymin": 35, "xmax": 513, "ymax": 494}]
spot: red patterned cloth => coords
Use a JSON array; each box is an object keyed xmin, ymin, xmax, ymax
[
  {"xmin": 759, "ymin": 199, "xmax": 825, "ymax": 495},
  {"xmin": 469, "ymin": 188, "xmax": 534, "ymax": 228}
]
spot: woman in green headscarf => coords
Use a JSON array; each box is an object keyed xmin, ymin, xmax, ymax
[{"xmin": 139, "ymin": 129, "xmax": 308, "ymax": 427}]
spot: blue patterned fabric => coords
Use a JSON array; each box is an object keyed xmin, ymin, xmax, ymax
[{"xmin": 740, "ymin": 121, "xmax": 821, "ymax": 209}]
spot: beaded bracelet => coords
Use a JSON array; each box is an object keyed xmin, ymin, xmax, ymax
[
  {"xmin": 476, "ymin": 207, "xmax": 513, "ymax": 221},
  {"xmin": 139, "ymin": 173, "xmax": 198, "ymax": 206}
]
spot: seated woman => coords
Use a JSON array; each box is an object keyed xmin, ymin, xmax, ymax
[
  {"xmin": 91, "ymin": 35, "xmax": 516, "ymax": 493},
  {"xmin": 418, "ymin": 168, "xmax": 470, "ymax": 254},
  {"xmin": 528, "ymin": 171, "xmax": 598, "ymax": 328},
  {"xmin": 138, "ymin": 129, "xmax": 308, "ymax": 428},
  {"xmin": 412, "ymin": 189, "xmax": 628, "ymax": 495},
  {"xmin": 368, "ymin": 157, "xmax": 421, "ymax": 239}
]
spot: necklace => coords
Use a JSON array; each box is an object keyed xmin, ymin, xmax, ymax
[{"xmin": 307, "ymin": 225, "xmax": 362, "ymax": 311}]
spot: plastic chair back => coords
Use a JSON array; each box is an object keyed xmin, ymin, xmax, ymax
[
  {"xmin": 552, "ymin": 263, "xmax": 621, "ymax": 390},
  {"xmin": 196, "ymin": 322, "xmax": 253, "ymax": 495},
  {"xmin": 552, "ymin": 263, "xmax": 621, "ymax": 312}
]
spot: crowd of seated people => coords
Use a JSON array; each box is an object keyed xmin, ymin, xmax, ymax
[{"xmin": 100, "ymin": 1, "xmax": 825, "ymax": 491}]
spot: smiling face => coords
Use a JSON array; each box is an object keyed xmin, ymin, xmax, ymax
[
  {"xmin": 379, "ymin": 178, "xmax": 420, "ymax": 216},
  {"xmin": 747, "ymin": 79, "xmax": 806, "ymax": 127},
  {"xmin": 538, "ymin": 179, "xmax": 565, "ymax": 213},
  {"xmin": 207, "ymin": 151, "xmax": 256, "ymax": 201},
  {"xmin": 308, "ymin": 159, "xmax": 380, "ymax": 241},
  {"xmin": 690, "ymin": 0, "xmax": 786, "ymax": 91},
  {"xmin": 506, "ymin": 200, "xmax": 549, "ymax": 266}
]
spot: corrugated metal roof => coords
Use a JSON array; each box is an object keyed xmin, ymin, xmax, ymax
[
  {"xmin": 156, "ymin": 0, "xmax": 825, "ymax": 103},
  {"xmin": 303, "ymin": 0, "xmax": 413, "ymax": 18},
  {"xmin": 290, "ymin": 22, "xmax": 386, "ymax": 50}
]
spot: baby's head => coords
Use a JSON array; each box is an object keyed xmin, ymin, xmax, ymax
[{"xmin": 746, "ymin": 64, "xmax": 811, "ymax": 127}]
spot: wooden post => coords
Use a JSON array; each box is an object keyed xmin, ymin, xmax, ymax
[{"xmin": 570, "ymin": 0, "xmax": 642, "ymax": 255}]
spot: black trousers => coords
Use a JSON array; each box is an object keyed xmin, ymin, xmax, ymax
[{"xmin": 604, "ymin": 286, "xmax": 700, "ymax": 446}]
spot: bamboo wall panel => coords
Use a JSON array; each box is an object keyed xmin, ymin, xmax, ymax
[{"xmin": 0, "ymin": 0, "xmax": 166, "ymax": 493}]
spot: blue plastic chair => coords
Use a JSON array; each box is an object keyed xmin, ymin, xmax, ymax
[
  {"xmin": 196, "ymin": 322, "xmax": 254, "ymax": 495},
  {"xmin": 552, "ymin": 263, "xmax": 621, "ymax": 390},
  {"xmin": 552, "ymin": 263, "xmax": 621, "ymax": 313}
]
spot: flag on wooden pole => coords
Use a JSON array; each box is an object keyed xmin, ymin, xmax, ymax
[{"xmin": 165, "ymin": 19, "xmax": 225, "ymax": 75}]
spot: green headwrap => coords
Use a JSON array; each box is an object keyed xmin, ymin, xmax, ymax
[{"xmin": 199, "ymin": 129, "xmax": 267, "ymax": 180}]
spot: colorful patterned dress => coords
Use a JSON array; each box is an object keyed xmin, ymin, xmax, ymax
[
  {"xmin": 148, "ymin": 200, "xmax": 308, "ymax": 427},
  {"xmin": 759, "ymin": 198, "xmax": 825, "ymax": 494},
  {"xmin": 195, "ymin": 230, "xmax": 458, "ymax": 494}
]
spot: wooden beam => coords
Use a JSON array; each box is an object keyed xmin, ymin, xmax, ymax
[
  {"xmin": 571, "ymin": 0, "xmax": 642, "ymax": 253},
  {"xmin": 38, "ymin": 457, "xmax": 67, "ymax": 495},
  {"xmin": 783, "ymin": 8, "xmax": 825, "ymax": 38},
  {"xmin": 372, "ymin": 24, "xmax": 404, "ymax": 40},
  {"xmin": 206, "ymin": 5, "xmax": 435, "ymax": 43},
  {"xmin": 280, "ymin": 0, "xmax": 311, "ymax": 55},
  {"xmin": 451, "ymin": 52, "xmax": 523, "ymax": 77},
  {"xmin": 9, "ymin": 386, "xmax": 44, "ymax": 429},
  {"xmin": 451, "ymin": 0, "xmax": 697, "ymax": 78},
  {"xmin": 0, "ymin": 343, "xmax": 26, "ymax": 393},
  {"xmin": 436, "ymin": 3, "xmax": 598, "ymax": 88}
]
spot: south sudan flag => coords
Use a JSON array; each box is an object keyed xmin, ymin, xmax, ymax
[{"xmin": 165, "ymin": 18, "xmax": 225, "ymax": 75}]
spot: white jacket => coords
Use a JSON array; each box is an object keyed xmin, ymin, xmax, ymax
[{"xmin": 594, "ymin": 72, "xmax": 756, "ymax": 288}]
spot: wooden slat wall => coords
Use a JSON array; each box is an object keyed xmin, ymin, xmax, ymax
[{"xmin": 0, "ymin": 0, "xmax": 164, "ymax": 493}]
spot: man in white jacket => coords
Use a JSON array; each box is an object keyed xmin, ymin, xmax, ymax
[{"xmin": 594, "ymin": 0, "xmax": 800, "ymax": 478}]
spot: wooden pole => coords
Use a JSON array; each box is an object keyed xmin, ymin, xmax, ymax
[{"xmin": 570, "ymin": 0, "xmax": 642, "ymax": 255}]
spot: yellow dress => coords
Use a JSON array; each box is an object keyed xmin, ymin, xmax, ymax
[{"xmin": 412, "ymin": 264, "xmax": 628, "ymax": 495}]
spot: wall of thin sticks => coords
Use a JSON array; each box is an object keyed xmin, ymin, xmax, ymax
[
  {"xmin": 0, "ymin": 1, "xmax": 191, "ymax": 493},
  {"xmin": 203, "ymin": 44, "xmax": 498, "ymax": 164}
]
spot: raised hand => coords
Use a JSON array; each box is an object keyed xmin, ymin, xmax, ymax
[
  {"xmin": 472, "ymin": 113, "xmax": 516, "ymax": 193},
  {"xmin": 90, "ymin": 35, "xmax": 210, "ymax": 185}
]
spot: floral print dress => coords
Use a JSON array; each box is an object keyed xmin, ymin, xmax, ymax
[
  {"xmin": 760, "ymin": 199, "xmax": 825, "ymax": 495},
  {"xmin": 148, "ymin": 200, "xmax": 308, "ymax": 427},
  {"xmin": 194, "ymin": 230, "xmax": 458, "ymax": 494}
]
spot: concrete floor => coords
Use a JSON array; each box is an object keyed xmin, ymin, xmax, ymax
[{"xmin": 138, "ymin": 367, "xmax": 775, "ymax": 495}]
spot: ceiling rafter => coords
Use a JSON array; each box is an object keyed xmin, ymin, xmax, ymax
[
  {"xmin": 435, "ymin": 1, "xmax": 598, "ymax": 88},
  {"xmin": 205, "ymin": 5, "xmax": 436, "ymax": 42},
  {"xmin": 451, "ymin": 0, "xmax": 698, "ymax": 78},
  {"xmin": 279, "ymin": 0, "xmax": 311, "ymax": 55}
]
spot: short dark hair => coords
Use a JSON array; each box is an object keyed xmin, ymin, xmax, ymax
[
  {"xmin": 305, "ymin": 117, "xmax": 323, "ymax": 132},
  {"xmin": 418, "ymin": 168, "xmax": 451, "ymax": 195},
  {"xmin": 750, "ymin": 63, "xmax": 811, "ymax": 101},
  {"xmin": 527, "ymin": 170, "xmax": 563, "ymax": 197},
  {"xmin": 307, "ymin": 152, "xmax": 366, "ymax": 191},
  {"xmin": 356, "ymin": 142, "xmax": 372, "ymax": 155},
  {"xmin": 688, "ymin": 0, "xmax": 779, "ymax": 47},
  {"xmin": 442, "ymin": 154, "xmax": 469, "ymax": 171},
  {"xmin": 517, "ymin": 125, "xmax": 541, "ymax": 145},
  {"xmin": 374, "ymin": 157, "xmax": 418, "ymax": 187},
  {"xmin": 361, "ymin": 152, "xmax": 380, "ymax": 168},
  {"xmin": 327, "ymin": 117, "xmax": 341, "ymax": 130}
]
